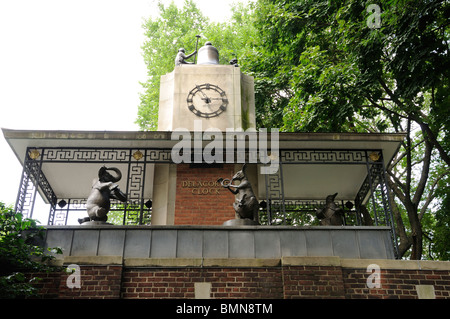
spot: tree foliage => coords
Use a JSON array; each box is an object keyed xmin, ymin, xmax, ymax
[
  {"xmin": 0, "ymin": 202, "xmax": 62, "ymax": 298},
  {"xmin": 432, "ymin": 176, "xmax": 450, "ymax": 260},
  {"xmin": 250, "ymin": 0, "xmax": 449, "ymax": 135}
]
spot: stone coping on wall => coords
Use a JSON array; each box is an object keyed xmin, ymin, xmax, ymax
[
  {"xmin": 45, "ymin": 225, "xmax": 393, "ymax": 230},
  {"xmin": 55, "ymin": 255, "xmax": 450, "ymax": 271},
  {"xmin": 42, "ymin": 225, "xmax": 397, "ymax": 260}
]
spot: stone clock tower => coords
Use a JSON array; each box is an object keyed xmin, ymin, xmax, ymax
[
  {"xmin": 158, "ymin": 42, "xmax": 256, "ymax": 131},
  {"xmin": 151, "ymin": 42, "xmax": 258, "ymax": 225}
]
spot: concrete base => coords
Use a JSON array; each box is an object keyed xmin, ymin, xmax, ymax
[
  {"xmin": 222, "ymin": 218, "xmax": 260, "ymax": 226},
  {"xmin": 42, "ymin": 225, "xmax": 396, "ymax": 260},
  {"xmin": 79, "ymin": 221, "xmax": 114, "ymax": 226}
]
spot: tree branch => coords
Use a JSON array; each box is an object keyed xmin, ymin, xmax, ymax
[
  {"xmin": 387, "ymin": 169, "xmax": 408, "ymax": 196},
  {"xmin": 412, "ymin": 139, "xmax": 433, "ymax": 207},
  {"xmin": 378, "ymin": 77, "xmax": 450, "ymax": 167},
  {"xmin": 419, "ymin": 168, "xmax": 450, "ymax": 219},
  {"xmin": 387, "ymin": 177, "xmax": 411, "ymax": 257},
  {"xmin": 417, "ymin": 121, "xmax": 450, "ymax": 167},
  {"xmin": 361, "ymin": 97, "xmax": 408, "ymax": 120},
  {"xmin": 388, "ymin": 139, "xmax": 424, "ymax": 171},
  {"xmin": 378, "ymin": 77, "xmax": 407, "ymax": 108},
  {"xmin": 406, "ymin": 119, "xmax": 412, "ymax": 198},
  {"xmin": 387, "ymin": 171, "xmax": 407, "ymax": 203}
]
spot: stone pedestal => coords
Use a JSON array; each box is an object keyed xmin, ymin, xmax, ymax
[
  {"xmin": 79, "ymin": 220, "xmax": 114, "ymax": 226},
  {"xmin": 222, "ymin": 218, "xmax": 260, "ymax": 226}
]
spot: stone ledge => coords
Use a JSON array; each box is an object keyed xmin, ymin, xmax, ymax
[
  {"xmin": 59, "ymin": 255, "xmax": 450, "ymax": 271},
  {"xmin": 63, "ymin": 255, "xmax": 123, "ymax": 266},
  {"xmin": 340, "ymin": 258, "xmax": 450, "ymax": 271},
  {"xmin": 124, "ymin": 258, "xmax": 203, "ymax": 267},
  {"xmin": 285, "ymin": 257, "xmax": 450, "ymax": 270},
  {"xmin": 123, "ymin": 258, "xmax": 281, "ymax": 268},
  {"xmin": 282, "ymin": 256, "xmax": 341, "ymax": 267},
  {"xmin": 419, "ymin": 260, "xmax": 450, "ymax": 270},
  {"xmin": 44, "ymin": 225, "xmax": 393, "ymax": 230},
  {"xmin": 202, "ymin": 258, "xmax": 281, "ymax": 268}
]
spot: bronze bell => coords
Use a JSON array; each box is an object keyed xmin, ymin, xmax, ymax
[{"xmin": 197, "ymin": 41, "xmax": 219, "ymax": 65}]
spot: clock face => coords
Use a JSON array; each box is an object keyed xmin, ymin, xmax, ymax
[{"xmin": 186, "ymin": 83, "xmax": 228, "ymax": 118}]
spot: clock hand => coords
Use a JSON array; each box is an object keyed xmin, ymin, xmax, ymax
[{"xmin": 196, "ymin": 85, "xmax": 211, "ymax": 103}]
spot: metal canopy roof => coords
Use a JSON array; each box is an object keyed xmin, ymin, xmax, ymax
[
  {"xmin": 2, "ymin": 129, "xmax": 405, "ymax": 164},
  {"xmin": 2, "ymin": 128, "xmax": 405, "ymax": 203}
]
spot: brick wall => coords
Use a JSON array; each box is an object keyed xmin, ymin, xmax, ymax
[
  {"xmin": 122, "ymin": 267, "xmax": 284, "ymax": 299},
  {"xmin": 58, "ymin": 265, "xmax": 122, "ymax": 299},
  {"xmin": 343, "ymin": 268, "xmax": 450, "ymax": 299},
  {"xmin": 28, "ymin": 272, "xmax": 61, "ymax": 299},
  {"xmin": 31, "ymin": 265, "xmax": 122, "ymax": 299},
  {"xmin": 174, "ymin": 164, "xmax": 236, "ymax": 225},
  {"xmin": 283, "ymin": 266, "xmax": 345, "ymax": 298},
  {"xmin": 28, "ymin": 257, "xmax": 450, "ymax": 299}
]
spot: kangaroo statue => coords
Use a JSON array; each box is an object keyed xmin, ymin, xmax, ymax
[
  {"xmin": 218, "ymin": 164, "xmax": 259, "ymax": 224},
  {"xmin": 316, "ymin": 192, "xmax": 344, "ymax": 226}
]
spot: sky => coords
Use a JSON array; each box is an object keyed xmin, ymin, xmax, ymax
[{"xmin": 0, "ymin": 0, "xmax": 248, "ymax": 212}]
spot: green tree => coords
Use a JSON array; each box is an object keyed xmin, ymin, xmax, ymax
[
  {"xmin": 0, "ymin": 202, "xmax": 62, "ymax": 298},
  {"xmin": 248, "ymin": 0, "xmax": 450, "ymax": 259}
]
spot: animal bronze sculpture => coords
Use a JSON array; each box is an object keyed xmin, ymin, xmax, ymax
[
  {"xmin": 229, "ymin": 58, "xmax": 239, "ymax": 67},
  {"xmin": 78, "ymin": 166, "xmax": 127, "ymax": 224},
  {"xmin": 175, "ymin": 48, "xmax": 197, "ymax": 66},
  {"xmin": 316, "ymin": 193, "xmax": 344, "ymax": 226},
  {"xmin": 218, "ymin": 164, "xmax": 259, "ymax": 224}
]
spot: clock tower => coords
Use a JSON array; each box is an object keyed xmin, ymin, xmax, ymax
[
  {"xmin": 152, "ymin": 42, "xmax": 258, "ymax": 226},
  {"xmin": 158, "ymin": 42, "xmax": 256, "ymax": 131}
]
